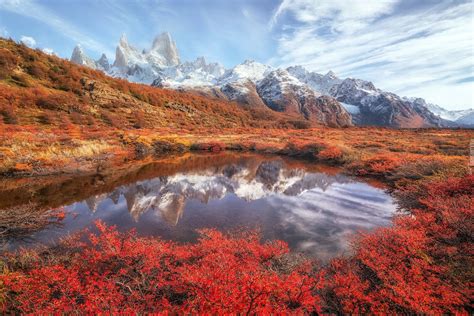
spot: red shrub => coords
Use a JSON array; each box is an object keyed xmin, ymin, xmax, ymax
[
  {"xmin": 350, "ymin": 154, "xmax": 404, "ymax": 176},
  {"xmin": 36, "ymin": 94, "xmax": 71, "ymax": 111},
  {"xmin": 1, "ymin": 222, "xmax": 322, "ymax": 314},
  {"xmin": 0, "ymin": 47, "xmax": 18, "ymax": 79},
  {"xmin": 322, "ymin": 175, "xmax": 473, "ymax": 314},
  {"xmin": 317, "ymin": 145, "xmax": 343, "ymax": 161}
]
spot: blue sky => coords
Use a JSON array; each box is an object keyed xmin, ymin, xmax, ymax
[{"xmin": 0, "ymin": 0, "xmax": 473, "ymax": 110}]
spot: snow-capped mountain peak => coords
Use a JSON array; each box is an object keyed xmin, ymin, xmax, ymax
[
  {"xmin": 257, "ymin": 68, "xmax": 309, "ymax": 105},
  {"xmin": 113, "ymin": 33, "xmax": 143, "ymax": 69},
  {"xmin": 119, "ymin": 33, "xmax": 128, "ymax": 47},
  {"xmin": 324, "ymin": 70, "xmax": 338, "ymax": 80},
  {"xmin": 218, "ymin": 60, "xmax": 272, "ymax": 85},
  {"xmin": 96, "ymin": 53, "xmax": 110, "ymax": 71},
  {"xmin": 286, "ymin": 66, "xmax": 342, "ymax": 95},
  {"xmin": 404, "ymin": 97, "xmax": 474, "ymax": 125},
  {"xmin": 70, "ymin": 44, "xmax": 97, "ymax": 69},
  {"xmin": 149, "ymin": 32, "xmax": 179, "ymax": 66},
  {"xmin": 151, "ymin": 32, "xmax": 172, "ymax": 49}
]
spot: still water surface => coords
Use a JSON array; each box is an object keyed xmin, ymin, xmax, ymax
[{"xmin": 1, "ymin": 153, "xmax": 397, "ymax": 261}]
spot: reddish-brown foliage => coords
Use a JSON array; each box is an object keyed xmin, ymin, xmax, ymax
[
  {"xmin": 0, "ymin": 47, "xmax": 18, "ymax": 79},
  {"xmin": 323, "ymin": 175, "xmax": 473, "ymax": 314},
  {"xmin": 1, "ymin": 222, "xmax": 322, "ymax": 314},
  {"xmin": 317, "ymin": 145, "xmax": 343, "ymax": 161}
]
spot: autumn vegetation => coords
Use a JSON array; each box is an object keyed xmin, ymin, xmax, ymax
[{"xmin": 0, "ymin": 38, "xmax": 473, "ymax": 313}]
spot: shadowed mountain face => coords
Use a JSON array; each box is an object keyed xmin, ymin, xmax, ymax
[{"xmin": 2, "ymin": 154, "xmax": 397, "ymax": 261}]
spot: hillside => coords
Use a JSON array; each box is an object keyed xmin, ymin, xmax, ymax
[{"xmin": 0, "ymin": 38, "xmax": 311, "ymax": 131}]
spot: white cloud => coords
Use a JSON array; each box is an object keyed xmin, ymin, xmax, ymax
[
  {"xmin": 242, "ymin": 8, "xmax": 250, "ymax": 19},
  {"xmin": 0, "ymin": 27, "xmax": 8, "ymax": 38},
  {"xmin": 20, "ymin": 35, "xmax": 36, "ymax": 47},
  {"xmin": 269, "ymin": 0, "xmax": 474, "ymax": 110},
  {"xmin": 271, "ymin": 0, "xmax": 397, "ymax": 31},
  {"xmin": 42, "ymin": 47, "xmax": 55, "ymax": 55}
]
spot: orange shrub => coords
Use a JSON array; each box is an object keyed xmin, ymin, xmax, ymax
[{"xmin": 317, "ymin": 145, "xmax": 343, "ymax": 161}]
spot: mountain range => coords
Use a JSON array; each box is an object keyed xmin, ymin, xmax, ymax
[
  {"xmin": 71, "ymin": 32, "xmax": 473, "ymax": 128},
  {"xmin": 80, "ymin": 158, "xmax": 353, "ymax": 224}
]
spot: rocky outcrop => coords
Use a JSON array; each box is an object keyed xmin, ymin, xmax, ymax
[
  {"xmin": 329, "ymin": 78, "xmax": 442, "ymax": 127},
  {"xmin": 70, "ymin": 45, "xmax": 98, "ymax": 69},
  {"xmin": 96, "ymin": 54, "xmax": 110, "ymax": 71},
  {"xmin": 257, "ymin": 69, "xmax": 352, "ymax": 127}
]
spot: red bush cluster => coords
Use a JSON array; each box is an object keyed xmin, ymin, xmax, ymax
[
  {"xmin": 324, "ymin": 174, "xmax": 473, "ymax": 314},
  {"xmin": 317, "ymin": 145, "xmax": 343, "ymax": 161},
  {"xmin": 1, "ymin": 223, "xmax": 321, "ymax": 313}
]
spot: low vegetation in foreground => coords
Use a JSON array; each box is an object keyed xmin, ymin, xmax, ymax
[
  {"xmin": 0, "ymin": 39, "xmax": 473, "ymax": 313},
  {"xmin": 1, "ymin": 174, "xmax": 472, "ymax": 313}
]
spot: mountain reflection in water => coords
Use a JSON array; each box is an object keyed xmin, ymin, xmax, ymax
[{"xmin": 2, "ymin": 153, "xmax": 397, "ymax": 261}]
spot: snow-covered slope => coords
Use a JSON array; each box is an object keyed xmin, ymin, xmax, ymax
[
  {"xmin": 413, "ymin": 99, "xmax": 474, "ymax": 126},
  {"xmin": 152, "ymin": 56, "xmax": 225, "ymax": 88},
  {"xmin": 218, "ymin": 60, "xmax": 272, "ymax": 85},
  {"xmin": 287, "ymin": 66, "xmax": 342, "ymax": 94}
]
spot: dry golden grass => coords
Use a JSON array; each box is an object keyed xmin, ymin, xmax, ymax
[{"xmin": 1, "ymin": 124, "xmax": 471, "ymax": 180}]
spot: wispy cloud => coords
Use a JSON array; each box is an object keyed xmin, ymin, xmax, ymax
[
  {"xmin": 270, "ymin": 0, "xmax": 397, "ymax": 31},
  {"xmin": 0, "ymin": 26, "xmax": 8, "ymax": 38},
  {"xmin": 0, "ymin": 0, "xmax": 112, "ymax": 56},
  {"xmin": 269, "ymin": 0, "xmax": 474, "ymax": 109},
  {"xmin": 20, "ymin": 35, "xmax": 35, "ymax": 47}
]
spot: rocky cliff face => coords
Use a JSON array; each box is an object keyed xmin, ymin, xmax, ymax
[
  {"xmin": 256, "ymin": 69, "xmax": 352, "ymax": 127},
  {"xmin": 149, "ymin": 32, "xmax": 180, "ymax": 67},
  {"xmin": 329, "ymin": 78, "xmax": 443, "ymax": 127},
  {"xmin": 70, "ymin": 45, "xmax": 98, "ymax": 69}
]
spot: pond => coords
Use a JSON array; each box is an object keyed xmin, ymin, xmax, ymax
[{"xmin": 0, "ymin": 153, "xmax": 397, "ymax": 262}]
